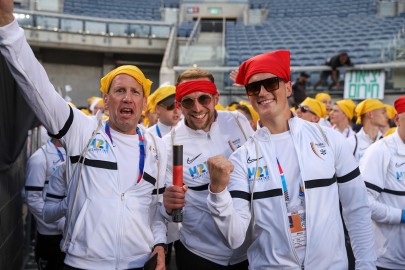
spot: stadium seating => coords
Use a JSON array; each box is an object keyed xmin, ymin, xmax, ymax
[
  {"xmin": 63, "ymin": 0, "xmax": 162, "ymax": 21},
  {"xmin": 225, "ymin": 0, "xmax": 404, "ymax": 70}
]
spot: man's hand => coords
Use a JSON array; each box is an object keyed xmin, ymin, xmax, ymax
[
  {"xmin": 0, "ymin": 0, "xmax": 14, "ymax": 27},
  {"xmin": 229, "ymin": 70, "xmax": 243, "ymax": 87},
  {"xmin": 207, "ymin": 155, "xmax": 234, "ymax": 193},
  {"xmin": 152, "ymin": 246, "xmax": 166, "ymax": 270},
  {"xmin": 163, "ymin": 185, "xmax": 187, "ymax": 215}
]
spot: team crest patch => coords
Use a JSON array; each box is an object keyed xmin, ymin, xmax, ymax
[{"xmin": 310, "ymin": 142, "xmax": 326, "ymax": 160}]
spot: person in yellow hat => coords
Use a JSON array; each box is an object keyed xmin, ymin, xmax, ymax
[
  {"xmin": 0, "ymin": 14, "xmax": 169, "ymax": 268},
  {"xmin": 147, "ymin": 85, "xmax": 181, "ymax": 138},
  {"xmin": 359, "ymin": 95, "xmax": 405, "ymax": 270},
  {"xmin": 330, "ymin": 99, "xmax": 356, "ymax": 137},
  {"xmin": 380, "ymin": 104, "xmax": 397, "ymax": 135},
  {"xmin": 239, "ymin": 100, "xmax": 259, "ymax": 130},
  {"xmin": 87, "ymin": 96, "xmax": 104, "ymax": 115},
  {"xmin": 347, "ymin": 98, "xmax": 388, "ymax": 161},
  {"xmin": 296, "ymin": 97, "xmax": 327, "ymax": 124},
  {"xmin": 315, "ymin": 93, "xmax": 332, "ymax": 127}
]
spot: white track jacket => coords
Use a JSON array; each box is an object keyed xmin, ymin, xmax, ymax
[
  {"xmin": 0, "ymin": 20, "xmax": 167, "ymax": 270},
  {"xmin": 207, "ymin": 116, "xmax": 376, "ymax": 269},
  {"xmin": 25, "ymin": 140, "xmax": 66, "ymax": 235},
  {"xmin": 360, "ymin": 130, "xmax": 405, "ymax": 269},
  {"xmin": 162, "ymin": 111, "xmax": 254, "ymax": 265}
]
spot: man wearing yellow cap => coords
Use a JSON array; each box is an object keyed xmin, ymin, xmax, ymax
[
  {"xmin": 87, "ymin": 96, "xmax": 104, "ymax": 116},
  {"xmin": 147, "ymin": 85, "xmax": 181, "ymax": 138},
  {"xmin": 347, "ymin": 98, "xmax": 388, "ymax": 161},
  {"xmin": 330, "ymin": 99, "xmax": 356, "ymax": 138},
  {"xmin": 359, "ymin": 96, "xmax": 405, "ymax": 270},
  {"xmin": 162, "ymin": 67, "xmax": 253, "ymax": 270},
  {"xmin": 296, "ymin": 97, "xmax": 327, "ymax": 124},
  {"xmin": 237, "ymin": 101, "xmax": 259, "ymax": 130},
  {"xmin": 0, "ymin": 6, "xmax": 168, "ymax": 269},
  {"xmin": 205, "ymin": 50, "xmax": 376, "ymax": 269}
]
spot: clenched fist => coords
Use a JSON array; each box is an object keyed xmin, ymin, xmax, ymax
[{"xmin": 207, "ymin": 155, "xmax": 234, "ymax": 193}]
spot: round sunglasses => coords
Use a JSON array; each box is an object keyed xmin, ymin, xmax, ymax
[{"xmin": 179, "ymin": 94, "xmax": 212, "ymax": 109}]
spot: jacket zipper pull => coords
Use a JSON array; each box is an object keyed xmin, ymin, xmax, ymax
[
  {"xmin": 121, "ymin": 193, "xmax": 125, "ymax": 201},
  {"xmin": 207, "ymin": 132, "xmax": 211, "ymax": 140}
]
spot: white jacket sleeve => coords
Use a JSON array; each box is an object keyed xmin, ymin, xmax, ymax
[
  {"xmin": 43, "ymin": 163, "xmax": 68, "ymax": 223},
  {"xmin": 207, "ymin": 147, "xmax": 251, "ymax": 249},
  {"xmin": 25, "ymin": 148, "xmax": 47, "ymax": 221},
  {"xmin": 331, "ymin": 129, "xmax": 376, "ymax": 269},
  {"xmin": 0, "ymin": 19, "xmax": 70, "ymax": 135},
  {"xmin": 360, "ymin": 141, "xmax": 403, "ymax": 224}
]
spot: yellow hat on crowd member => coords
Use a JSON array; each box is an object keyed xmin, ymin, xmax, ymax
[
  {"xmin": 355, "ymin": 99, "xmax": 386, "ymax": 124},
  {"xmin": 81, "ymin": 108, "xmax": 90, "ymax": 115},
  {"xmin": 240, "ymin": 100, "xmax": 259, "ymax": 124},
  {"xmin": 301, "ymin": 97, "xmax": 327, "ymax": 118},
  {"xmin": 87, "ymin": 96, "xmax": 104, "ymax": 113},
  {"xmin": 146, "ymin": 91, "xmax": 158, "ymax": 112},
  {"xmin": 291, "ymin": 107, "xmax": 296, "ymax": 113},
  {"xmin": 66, "ymin": 101, "xmax": 77, "ymax": 108},
  {"xmin": 384, "ymin": 127, "xmax": 396, "ymax": 137},
  {"xmin": 385, "ymin": 105, "xmax": 397, "ymax": 120},
  {"xmin": 315, "ymin": 93, "xmax": 331, "ymax": 102},
  {"xmin": 149, "ymin": 85, "xmax": 176, "ymax": 113},
  {"xmin": 100, "ymin": 65, "xmax": 152, "ymax": 97},
  {"xmin": 227, "ymin": 103, "xmax": 238, "ymax": 111},
  {"xmin": 336, "ymin": 99, "xmax": 356, "ymax": 120},
  {"xmin": 215, "ymin": 103, "xmax": 226, "ymax": 111}
]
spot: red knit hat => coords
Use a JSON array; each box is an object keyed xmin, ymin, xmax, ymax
[
  {"xmin": 394, "ymin": 96, "xmax": 405, "ymax": 114},
  {"xmin": 235, "ymin": 50, "xmax": 291, "ymax": 85}
]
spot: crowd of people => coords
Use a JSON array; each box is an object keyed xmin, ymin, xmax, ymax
[{"xmin": 1, "ymin": 1, "xmax": 404, "ymax": 270}]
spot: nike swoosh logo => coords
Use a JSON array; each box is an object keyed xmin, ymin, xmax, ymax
[
  {"xmin": 187, "ymin": 153, "xmax": 202, "ymax": 164},
  {"xmin": 247, "ymin": 156, "xmax": 263, "ymax": 164},
  {"xmin": 395, "ymin": 162, "xmax": 405, "ymax": 168}
]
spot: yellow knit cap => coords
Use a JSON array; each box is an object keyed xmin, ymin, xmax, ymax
[
  {"xmin": 227, "ymin": 104, "xmax": 238, "ymax": 111},
  {"xmin": 146, "ymin": 91, "xmax": 158, "ymax": 112},
  {"xmin": 385, "ymin": 105, "xmax": 397, "ymax": 120},
  {"xmin": 336, "ymin": 99, "xmax": 356, "ymax": 120},
  {"xmin": 315, "ymin": 93, "xmax": 331, "ymax": 102},
  {"xmin": 215, "ymin": 103, "xmax": 226, "ymax": 111},
  {"xmin": 301, "ymin": 97, "xmax": 327, "ymax": 118},
  {"xmin": 149, "ymin": 85, "xmax": 176, "ymax": 113},
  {"xmin": 240, "ymin": 100, "xmax": 259, "ymax": 124},
  {"xmin": 355, "ymin": 99, "xmax": 386, "ymax": 124},
  {"xmin": 100, "ymin": 65, "xmax": 152, "ymax": 97},
  {"xmin": 384, "ymin": 127, "xmax": 396, "ymax": 137}
]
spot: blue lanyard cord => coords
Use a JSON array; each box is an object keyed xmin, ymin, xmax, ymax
[
  {"xmin": 156, "ymin": 124, "xmax": 162, "ymax": 138},
  {"xmin": 51, "ymin": 140, "xmax": 64, "ymax": 162},
  {"xmin": 276, "ymin": 158, "xmax": 290, "ymax": 204},
  {"xmin": 105, "ymin": 121, "xmax": 145, "ymax": 183}
]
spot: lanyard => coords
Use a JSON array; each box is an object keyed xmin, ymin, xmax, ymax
[
  {"xmin": 276, "ymin": 158, "xmax": 290, "ymax": 205},
  {"xmin": 155, "ymin": 124, "xmax": 162, "ymax": 138},
  {"xmin": 51, "ymin": 140, "xmax": 64, "ymax": 162},
  {"xmin": 105, "ymin": 121, "xmax": 145, "ymax": 183}
]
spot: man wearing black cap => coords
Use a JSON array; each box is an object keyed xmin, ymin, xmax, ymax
[
  {"xmin": 291, "ymin": 72, "xmax": 310, "ymax": 107},
  {"xmin": 314, "ymin": 51, "xmax": 354, "ymax": 91}
]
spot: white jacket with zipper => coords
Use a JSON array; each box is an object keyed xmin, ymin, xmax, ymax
[
  {"xmin": 207, "ymin": 116, "xmax": 376, "ymax": 269},
  {"xmin": 0, "ymin": 19, "xmax": 167, "ymax": 270}
]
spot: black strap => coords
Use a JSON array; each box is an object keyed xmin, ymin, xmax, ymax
[{"xmin": 353, "ymin": 134, "xmax": 358, "ymax": 156}]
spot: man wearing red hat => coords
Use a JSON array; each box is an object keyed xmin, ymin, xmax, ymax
[
  {"xmin": 359, "ymin": 96, "xmax": 405, "ymax": 270},
  {"xmin": 206, "ymin": 50, "xmax": 376, "ymax": 269},
  {"xmin": 162, "ymin": 67, "xmax": 254, "ymax": 270}
]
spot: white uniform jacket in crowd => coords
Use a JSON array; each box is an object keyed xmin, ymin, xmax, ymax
[
  {"xmin": 360, "ymin": 130, "xmax": 405, "ymax": 269},
  {"xmin": 207, "ymin": 116, "xmax": 376, "ymax": 270},
  {"xmin": 347, "ymin": 127, "xmax": 383, "ymax": 161},
  {"xmin": 25, "ymin": 140, "xmax": 66, "ymax": 235},
  {"xmin": 0, "ymin": 20, "xmax": 167, "ymax": 270},
  {"xmin": 161, "ymin": 111, "xmax": 254, "ymax": 265}
]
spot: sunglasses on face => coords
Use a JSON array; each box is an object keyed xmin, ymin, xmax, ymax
[
  {"xmin": 245, "ymin": 77, "xmax": 283, "ymax": 96},
  {"xmin": 180, "ymin": 94, "xmax": 212, "ymax": 109},
  {"xmin": 298, "ymin": 105, "xmax": 315, "ymax": 115}
]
